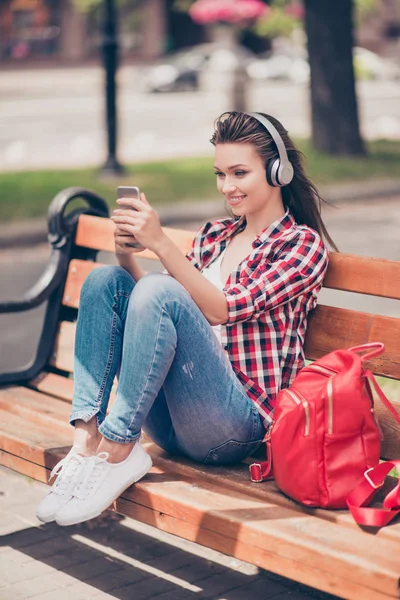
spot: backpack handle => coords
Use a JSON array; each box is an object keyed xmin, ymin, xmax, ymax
[
  {"xmin": 348, "ymin": 342, "xmax": 385, "ymax": 362},
  {"xmin": 364, "ymin": 369, "xmax": 400, "ymax": 426}
]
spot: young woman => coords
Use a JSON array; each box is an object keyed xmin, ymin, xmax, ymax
[{"xmin": 36, "ymin": 111, "xmax": 335, "ymax": 526}]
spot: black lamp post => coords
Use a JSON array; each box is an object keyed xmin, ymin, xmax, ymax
[{"xmin": 100, "ymin": 0, "xmax": 124, "ymax": 176}]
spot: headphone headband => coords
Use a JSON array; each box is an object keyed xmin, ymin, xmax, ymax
[{"xmin": 244, "ymin": 112, "xmax": 294, "ymax": 186}]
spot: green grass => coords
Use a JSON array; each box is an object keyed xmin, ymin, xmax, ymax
[{"xmin": 0, "ymin": 139, "xmax": 400, "ymax": 222}]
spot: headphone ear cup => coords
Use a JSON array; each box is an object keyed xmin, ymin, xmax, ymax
[
  {"xmin": 278, "ymin": 162, "xmax": 294, "ymax": 186},
  {"xmin": 266, "ymin": 158, "xmax": 280, "ymax": 187}
]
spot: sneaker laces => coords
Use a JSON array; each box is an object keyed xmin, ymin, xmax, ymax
[
  {"xmin": 73, "ymin": 452, "xmax": 110, "ymax": 500},
  {"xmin": 50, "ymin": 450, "xmax": 87, "ymax": 497}
]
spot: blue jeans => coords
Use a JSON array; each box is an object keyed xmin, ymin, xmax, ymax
[{"xmin": 70, "ymin": 266, "xmax": 264, "ymax": 465}]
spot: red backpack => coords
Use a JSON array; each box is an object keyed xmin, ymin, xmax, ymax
[{"xmin": 250, "ymin": 343, "xmax": 400, "ymax": 527}]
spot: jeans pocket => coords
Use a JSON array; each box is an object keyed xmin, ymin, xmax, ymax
[{"xmin": 204, "ymin": 439, "xmax": 264, "ymax": 466}]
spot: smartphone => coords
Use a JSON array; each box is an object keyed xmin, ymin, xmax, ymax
[
  {"xmin": 116, "ymin": 185, "xmax": 144, "ymax": 249},
  {"xmin": 117, "ymin": 185, "xmax": 140, "ymax": 206}
]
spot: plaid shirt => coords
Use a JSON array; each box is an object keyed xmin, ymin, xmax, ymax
[{"xmin": 184, "ymin": 211, "xmax": 329, "ymax": 428}]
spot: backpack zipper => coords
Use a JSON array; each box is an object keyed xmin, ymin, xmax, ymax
[
  {"xmin": 306, "ymin": 364, "xmax": 337, "ymax": 377},
  {"xmin": 327, "ymin": 376, "xmax": 334, "ymax": 434},
  {"xmin": 285, "ymin": 389, "xmax": 310, "ymax": 436},
  {"xmin": 305, "ymin": 364, "xmax": 336, "ymax": 434}
]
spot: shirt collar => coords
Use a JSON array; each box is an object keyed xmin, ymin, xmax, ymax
[
  {"xmin": 222, "ymin": 210, "xmax": 295, "ymax": 246},
  {"xmin": 256, "ymin": 209, "xmax": 295, "ymax": 244}
]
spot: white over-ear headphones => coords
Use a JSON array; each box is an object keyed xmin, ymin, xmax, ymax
[{"xmin": 244, "ymin": 112, "xmax": 294, "ymax": 187}]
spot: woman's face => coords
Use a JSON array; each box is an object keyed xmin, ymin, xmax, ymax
[{"xmin": 214, "ymin": 142, "xmax": 274, "ymax": 217}]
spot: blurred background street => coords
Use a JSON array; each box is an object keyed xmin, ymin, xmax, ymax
[{"xmin": 1, "ymin": 69, "xmax": 400, "ymax": 171}]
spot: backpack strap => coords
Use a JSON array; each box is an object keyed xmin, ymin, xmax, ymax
[
  {"xmin": 250, "ymin": 438, "xmax": 273, "ymax": 482},
  {"xmin": 347, "ymin": 461, "xmax": 400, "ymax": 527},
  {"xmin": 347, "ymin": 370, "xmax": 400, "ymax": 527},
  {"xmin": 364, "ymin": 369, "xmax": 400, "ymax": 426}
]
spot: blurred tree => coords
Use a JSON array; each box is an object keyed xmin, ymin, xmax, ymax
[
  {"xmin": 304, "ymin": 0, "xmax": 365, "ymax": 155},
  {"xmin": 257, "ymin": 0, "xmax": 368, "ymax": 154}
]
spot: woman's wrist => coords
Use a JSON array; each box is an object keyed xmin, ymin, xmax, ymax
[
  {"xmin": 151, "ymin": 233, "xmax": 171, "ymax": 258},
  {"xmin": 116, "ymin": 251, "xmax": 138, "ymax": 270},
  {"xmin": 116, "ymin": 251, "xmax": 146, "ymax": 281}
]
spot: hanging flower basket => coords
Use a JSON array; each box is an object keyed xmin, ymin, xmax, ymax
[{"xmin": 189, "ymin": 0, "xmax": 268, "ymax": 25}]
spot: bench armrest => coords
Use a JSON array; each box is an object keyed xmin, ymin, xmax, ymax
[
  {"xmin": 0, "ymin": 248, "xmax": 66, "ymax": 314},
  {"xmin": 0, "ymin": 186, "xmax": 109, "ymax": 386}
]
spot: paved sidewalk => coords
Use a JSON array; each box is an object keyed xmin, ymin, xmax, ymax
[{"xmin": 0, "ymin": 466, "xmax": 339, "ymax": 600}]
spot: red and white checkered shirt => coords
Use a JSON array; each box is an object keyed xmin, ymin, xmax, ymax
[{"xmin": 185, "ymin": 211, "xmax": 329, "ymax": 428}]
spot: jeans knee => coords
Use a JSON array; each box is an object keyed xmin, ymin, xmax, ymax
[
  {"xmin": 133, "ymin": 273, "xmax": 188, "ymax": 308},
  {"xmin": 81, "ymin": 265, "xmax": 133, "ymax": 301}
]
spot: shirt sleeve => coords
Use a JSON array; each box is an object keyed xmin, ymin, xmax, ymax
[
  {"xmin": 223, "ymin": 229, "xmax": 329, "ymax": 325},
  {"xmin": 183, "ymin": 225, "xmax": 205, "ymax": 272},
  {"xmin": 161, "ymin": 221, "xmax": 212, "ymax": 275}
]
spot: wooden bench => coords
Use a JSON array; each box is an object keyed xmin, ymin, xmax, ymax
[{"xmin": 1, "ymin": 187, "xmax": 399, "ymax": 600}]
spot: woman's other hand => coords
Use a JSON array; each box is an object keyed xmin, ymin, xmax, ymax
[
  {"xmin": 114, "ymin": 226, "xmax": 145, "ymax": 257},
  {"xmin": 111, "ymin": 192, "xmax": 167, "ymax": 254}
]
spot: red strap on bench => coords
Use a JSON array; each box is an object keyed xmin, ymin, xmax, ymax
[{"xmin": 347, "ymin": 461, "xmax": 400, "ymax": 527}]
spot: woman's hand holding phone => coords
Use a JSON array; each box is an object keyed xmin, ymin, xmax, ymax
[
  {"xmin": 112, "ymin": 186, "xmax": 166, "ymax": 255},
  {"xmin": 113, "ymin": 186, "xmax": 145, "ymax": 253}
]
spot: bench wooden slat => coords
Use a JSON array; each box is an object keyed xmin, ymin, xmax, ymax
[
  {"xmin": 323, "ymin": 253, "xmax": 400, "ymax": 300},
  {"xmin": 50, "ymin": 321, "xmax": 75, "ymax": 372},
  {"xmin": 375, "ymin": 401, "xmax": 400, "ymax": 459},
  {"xmin": 118, "ymin": 481, "xmax": 400, "ymax": 600},
  {"xmin": 0, "ymin": 409, "xmax": 72, "ymax": 464},
  {"xmin": 0, "ymin": 386, "xmax": 72, "ymax": 433},
  {"xmin": 63, "ymin": 260, "xmax": 104, "ymax": 308},
  {"xmin": 0, "ymin": 415, "xmax": 399, "ymax": 600},
  {"xmin": 147, "ymin": 443, "xmax": 400, "ymax": 539},
  {"xmin": 75, "ymin": 214, "xmax": 193, "ymax": 257},
  {"xmin": 305, "ymin": 305, "xmax": 400, "ymax": 379},
  {"xmin": 74, "ymin": 215, "xmax": 400, "ymax": 299},
  {"xmin": 29, "ymin": 372, "xmax": 74, "ymax": 402},
  {"xmin": 114, "ymin": 498, "xmax": 395, "ymax": 600}
]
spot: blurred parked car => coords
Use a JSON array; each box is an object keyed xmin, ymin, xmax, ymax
[
  {"xmin": 139, "ymin": 43, "xmax": 256, "ymax": 93},
  {"xmin": 246, "ymin": 48, "xmax": 309, "ymax": 84},
  {"xmin": 246, "ymin": 46, "xmax": 400, "ymax": 84}
]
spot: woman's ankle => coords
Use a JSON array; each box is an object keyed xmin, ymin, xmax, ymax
[
  {"xmin": 74, "ymin": 418, "xmax": 102, "ymax": 457},
  {"xmin": 96, "ymin": 437, "xmax": 136, "ymax": 464}
]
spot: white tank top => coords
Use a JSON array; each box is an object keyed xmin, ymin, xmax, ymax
[{"xmin": 201, "ymin": 245, "xmax": 229, "ymax": 344}]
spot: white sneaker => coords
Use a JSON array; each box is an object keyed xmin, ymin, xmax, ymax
[
  {"xmin": 55, "ymin": 442, "xmax": 152, "ymax": 527},
  {"xmin": 36, "ymin": 446, "xmax": 89, "ymax": 523}
]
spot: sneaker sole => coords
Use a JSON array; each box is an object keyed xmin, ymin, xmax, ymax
[
  {"xmin": 36, "ymin": 513, "xmax": 56, "ymax": 523},
  {"xmin": 55, "ymin": 456, "xmax": 152, "ymax": 527}
]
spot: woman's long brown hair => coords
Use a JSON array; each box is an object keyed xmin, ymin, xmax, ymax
[{"xmin": 210, "ymin": 111, "xmax": 338, "ymax": 251}]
